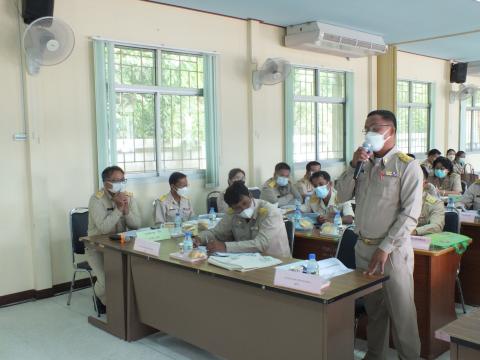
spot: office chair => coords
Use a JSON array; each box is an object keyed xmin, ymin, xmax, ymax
[
  {"xmin": 284, "ymin": 219, "xmax": 295, "ymax": 256},
  {"xmin": 443, "ymin": 211, "xmax": 466, "ymax": 314},
  {"xmin": 461, "ymin": 180, "xmax": 467, "ymax": 195},
  {"xmin": 206, "ymin": 191, "xmax": 221, "ymax": 213},
  {"xmin": 248, "ymin": 187, "xmax": 261, "ymax": 199},
  {"xmin": 67, "ymin": 208, "xmax": 100, "ymax": 317},
  {"xmin": 336, "ymin": 227, "xmax": 365, "ymax": 340}
]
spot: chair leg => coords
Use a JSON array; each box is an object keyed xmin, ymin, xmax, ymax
[
  {"xmin": 456, "ymin": 274, "xmax": 467, "ymax": 314},
  {"xmin": 354, "ymin": 316, "xmax": 360, "ymax": 348},
  {"xmin": 87, "ymin": 271, "xmax": 100, "ymax": 317},
  {"xmin": 66, "ymin": 270, "xmax": 77, "ymax": 306}
]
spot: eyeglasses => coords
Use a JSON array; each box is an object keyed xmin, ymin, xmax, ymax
[
  {"xmin": 109, "ymin": 178, "xmax": 127, "ymax": 184},
  {"xmin": 362, "ymin": 124, "xmax": 391, "ymax": 135}
]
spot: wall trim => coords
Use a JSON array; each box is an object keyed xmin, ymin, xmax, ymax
[{"xmin": 0, "ymin": 277, "xmax": 95, "ymax": 307}]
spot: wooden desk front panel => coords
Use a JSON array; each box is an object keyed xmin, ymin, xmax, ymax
[{"xmin": 459, "ymin": 223, "xmax": 480, "ymax": 305}]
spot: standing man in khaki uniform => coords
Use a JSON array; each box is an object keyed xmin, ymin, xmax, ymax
[
  {"xmin": 154, "ymin": 172, "xmax": 194, "ymax": 225},
  {"xmin": 414, "ymin": 166, "xmax": 445, "ymax": 235},
  {"xmin": 87, "ymin": 166, "xmax": 141, "ymax": 313},
  {"xmin": 336, "ymin": 110, "xmax": 422, "ymax": 360},
  {"xmin": 295, "ymin": 161, "xmax": 321, "ymax": 202},
  {"xmin": 198, "ymin": 181, "xmax": 290, "ymax": 258},
  {"xmin": 462, "ymin": 179, "xmax": 480, "ymax": 210},
  {"xmin": 260, "ymin": 162, "xmax": 302, "ymax": 207}
]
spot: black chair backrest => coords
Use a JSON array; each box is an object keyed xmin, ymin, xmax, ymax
[
  {"xmin": 249, "ymin": 187, "xmax": 261, "ymax": 199},
  {"xmin": 71, "ymin": 210, "xmax": 89, "ymax": 255},
  {"xmin": 443, "ymin": 211, "xmax": 460, "ymax": 233},
  {"xmin": 206, "ymin": 191, "xmax": 221, "ymax": 213},
  {"xmin": 284, "ymin": 220, "xmax": 294, "ymax": 254},
  {"xmin": 461, "ymin": 180, "xmax": 467, "ymax": 194},
  {"xmin": 336, "ymin": 228, "xmax": 358, "ymax": 269}
]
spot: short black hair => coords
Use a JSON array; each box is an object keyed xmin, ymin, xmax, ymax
[
  {"xmin": 367, "ymin": 110, "xmax": 397, "ymax": 130},
  {"xmin": 224, "ymin": 181, "xmax": 250, "ymax": 206},
  {"xmin": 456, "ymin": 151, "xmax": 466, "ymax": 158},
  {"xmin": 102, "ymin": 166, "xmax": 124, "ymax": 182},
  {"xmin": 420, "ymin": 165, "xmax": 429, "ymax": 179},
  {"xmin": 274, "ymin": 162, "xmax": 291, "ymax": 173},
  {"xmin": 433, "ymin": 156, "xmax": 453, "ymax": 174},
  {"xmin": 427, "ymin": 149, "xmax": 441, "ymax": 157},
  {"xmin": 306, "ymin": 161, "xmax": 321, "ymax": 172},
  {"xmin": 228, "ymin": 168, "xmax": 245, "ymax": 181},
  {"xmin": 169, "ymin": 172, "xmax": 187, "ymax": 185},
  {"xmin": 446, "ymin": 148, "xmax": 456, "ymax": 155},
  {"xmin": 310, "ymin": 170, "xmax": 331, "ymax": 183},
  {"xmin": 407, "ymin": 153, "xmax": 416, "ymax": 159}
]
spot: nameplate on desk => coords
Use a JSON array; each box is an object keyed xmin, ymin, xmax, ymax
[
  {"xmin": 274, "ymin": 266, "xmax": 330, "ymax": 295},
  {"xmin": 460, "ymin": 210, "xmax": 478, "ymax": 223},
  {"xmin": 410, "ymin": 235, "xmax": 431, "ymax": 250},
  {"xmin": 133, "ymin": 238, "xmax": 161, "ymax": 256}
]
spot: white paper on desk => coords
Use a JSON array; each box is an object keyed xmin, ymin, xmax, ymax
[
  {"xmin": 460, "ymin": 210, "xmax": 477, "ymax": 223},
  {"xmin": 316, "ymin": 258, "xmax": 353, "ymax": 280},
  {"xmin": 410, "ymin": 235, "xmax": 431, "ymax": 250},
  {"xmin": 133, "ymin": 238, "xmax": 161, "ymax": 256},
  {"xmin": 208, "ymin": 253, "xmax": 282, "ymax": 272}
]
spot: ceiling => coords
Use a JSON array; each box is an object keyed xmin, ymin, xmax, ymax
[{"xmin": 150, "ymin": 0, "xmax": 480, "ymax": 61}]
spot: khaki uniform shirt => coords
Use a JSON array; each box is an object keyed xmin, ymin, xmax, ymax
[
  {"xmin": 198, "ymin": 199, "xmax": 290, "ymax": 258},
  {"xmin": 260, "ymin": 178, "xmax": 302, "ymax": 207},
  {"xmin": 427, "ymin": 173, "xmax": 462, "ymax": 193},
  {"xmin": 154, "ymin": 192, "xmax": 194, "ymax": 224},
  {"xmin": 453, "ymin": 161, "xmax": 465, "ymax": 175},
  {"xmin": 421, "ymin": 160, "xmax": 434, "ymax": 176},
  {"xmin": 416, "ymin": 192, "xmax": 445, "ymax": 235},
  {"xmin": 216, "ymin": 192, "xmax": 229, "ymax": 214},
  {"xmin": 462, "ymin": 180, "xmax": 480, "ymax": 210},
  {"xmin": 302, "ymin": 188, "xmax": 355, "ymax": 217},
  {"xmin": 87, "ymin": 189, "xmax": 141, "ymax": 236},
  {"xmin": 295, "ymin": 176, "xmax": 315, "ymax": 200},
  {"xmin": 336, "ymin": 147, "xmax": 423, "ymax": 253}
]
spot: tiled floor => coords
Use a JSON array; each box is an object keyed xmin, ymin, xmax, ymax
[{"xmin": 0, "ymin": 287, "xmax": 475, "ymax": 360}]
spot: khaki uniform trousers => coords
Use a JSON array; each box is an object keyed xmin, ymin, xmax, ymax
[
  {"xmin": 355, "ymin": 240, "xmax": 421, "ymax": 360},
  {"xmin": 85, "ymin": 246, "xmax": 106, "ymax": 304}
]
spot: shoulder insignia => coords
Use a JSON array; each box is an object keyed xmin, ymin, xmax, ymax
[
  {"xmin": 425, "ymin": 194, "xmax": 437, "ymax": 205},
  {"xmin": 310, "ymin": 195, "xmax": 320, "ymax": 204},
  {"xmin": 398, "ymin": 152, "xmax": 413, "ymax": 163},
  {"xmin": 159, "ymin": 193, "xmax": 168, "ymax": 202},
  {"xmin": 267, "ymin": 179, "xmax": 277, "ymax": 189},
  {"xmin": 95, "ymin": 190, "xmax": 104, "ymax": 199},
  {"xmin": 475, "ymin": 179, "xmax": 480, "ymax": 185},
  {"xmin": 258, "ymin": 207, "xmax": 269, "ymax": 217},
  {"xmin": 226, "ymin": 207, "xmax": 234, "ymax": 215}
]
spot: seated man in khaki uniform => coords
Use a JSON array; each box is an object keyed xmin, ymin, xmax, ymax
[
  {"xmin": 216, "ymin": 168, "xmax": 246, "ymax": 214},
  {"xmin": 302, "ymin": 171, "xmax": 354, "ymax": 225},
  {"xmin": 87, "ymin": 166, "xmax": 141, "ymax": 313},
  {"xmin": 413, "ymin": 166, "xmax": 445, "ymax": 236},
  {"xmin": 154, "ymin": 172, "xmax": 194, "ymax": 224},
  {"xmin": 295, "ymin": 161, "xmax": 321, "ymax": 202},
  {"xmin": 420, "ymin": 148, "xmax": 441, "ymax": 176},
  {"xmin": 260, "ymin": 162, "xmax": 302, "ymax": 207},
  {"xmin": 462, "ymin": 179, "xmax": 480, "ymax": 210},
  {"xmin": 197, "ymin": 181, "xmax": 290, "ymax": 258}
]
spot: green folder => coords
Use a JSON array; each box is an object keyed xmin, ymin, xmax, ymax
[
  {"xmin": 136, "ymin": 228, "xmax": 171, "ymax": 242},
  {"xmin": 425, "ymin": 232, "xmax": 471, "ymax": 254}
]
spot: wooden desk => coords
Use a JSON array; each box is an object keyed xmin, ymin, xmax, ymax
[
  {"xmin": 294, "ymin": 230, "xmax": 462, "ymax": 360},
  {"xmin": 82, "ymin": 235, "xmax": 387, "ymax": 360},
  {"xmin": 436, "ymin": 309, "xmax": 480, "ymax": 360},
  {"xmin": 459, "ymin": 222, "xmax": 480, "ymax": 305}
]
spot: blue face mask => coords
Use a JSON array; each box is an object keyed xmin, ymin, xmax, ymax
[
  {"xmin": 314, "ymin": 185, "xmax": 329, "ymax": 199},
  {"xmin": 276, "ymin": 176, "xmax": 289, "ymax": 187},
  {"xmin": 459, "ymin": 158, "xmax": 466, "ymax": 166},
  {"xmin": 434, "ymin": 169, "xmax": 447, "ymax": 179}
]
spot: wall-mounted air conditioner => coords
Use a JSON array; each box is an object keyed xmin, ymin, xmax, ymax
[{"xmin": 285, "ymin": 21, "xmax": 387, "ymax": 58}]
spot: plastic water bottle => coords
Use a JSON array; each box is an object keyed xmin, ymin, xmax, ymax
[
  {"xmin": 334, "ymin": 211, "xmax": 342, "ymax": 229},
  {"xmin": 294, "ymin": 204, "xmax": 302, "ymax": 226},
  {"xmin": 175, "ymin": 212, "xmax": 182, "ymax": 231},
  {"xmin": 183, "ymin": 231, "xmax": 193, "ymax": 254},
  {"xmin": 209, "ymin": 207, "xmax": 217, "ymax": 222},
  {"xmin": 305, "ymin": 253, "xmax": 319, "ymax": 275},
  {"xmin": 447, "ymin": 197, "xmax": 455, "ymax": 211},
  {"xmin": 304, "ymin": 194, "xmax": 311, "ymax": 205}
]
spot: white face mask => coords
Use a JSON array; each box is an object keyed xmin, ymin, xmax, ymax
[
  {"xmin": 276, "ymin": 176, "xmax": 289, "ymax": 187},
  {"xmin": 110, "ymin": 182, "xmax": 126, "ymax": 193},
  {"xmin": 176, "ymin": 186, "xmax": 189, "ymax": 197},
  {"xmin": 364, "ymin": 131, "xmax": 390, "ymax": 152},
  {"xmin": 239, "ymin": 201, "xmax": 255, "ymax": 219},
  {"xmin": 447, "ymin": 155, "xmax": 455, "ymax": 161}
]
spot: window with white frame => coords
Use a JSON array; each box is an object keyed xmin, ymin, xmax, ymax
[
  {"xmin": 464, "ymin": 91, "xmax": 480, "ymax": 151},
  {"xmin": 397, "ymin": 80, "xmax": 431, "ymax": 154},
  {"xmin": 292, "ymin": 68, "xmax": 346, "ymax": 163},
  {"xmin": 93, "ymin": 40, "xmax": 218, "ymax": 186}
]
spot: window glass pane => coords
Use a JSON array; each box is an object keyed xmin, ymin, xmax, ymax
[
  {"xmin": 472, "ymin": 110, "xmax": 480, "ymax": 151},
  {"xmin": 318, "ymin": 71, "xmax": 344, "ymax": 98},
  {"xmin": 397, "ymin": 81, "xmax": 410, "ymax": 103},
  {"xmin": 466, "ymin": 110, "xmax": 472, "ymax": 151},
  {"xmin": 409, "ymin": 107, "xmax": 429, "ymax": 154},
  {"xmin": 115, "ymin": 93, "xmax": 156, "ymax": 173},
  {"xmin": 317, "ymin": 103, "xmax": 344, "ymax": 160},
  {"xmin": 161, "ymin": 52, "xmax": 204, "ymax": 89},
  {"xmin": 474, "ymin": 91, "xmax": 480, "ymax": 107},
  {"xmin": 114, "ymin": 46, "xmax": 155, "ymax": 86},
  {"xmin": 293, "ymin": 68, "xmax": 315, "ymax": 96},
  {"xmin": 159, "ymin": 95, "xmax": 206, "ymax": 170},
  {"xmin": 396, "ymin": 107, "xmax": 409, "ymax": 153},
  {"xmin": 293, "ymin": 102, "xmax": 316, "ymax": 163},
  {"xmin": 411, "ymin": 82, "xmax": 429, "ymax": 104}
]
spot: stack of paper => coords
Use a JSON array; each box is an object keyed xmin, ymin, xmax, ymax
[{"xmin": 208, "ymin": 253, "xmax": 282, "ymax": 272}]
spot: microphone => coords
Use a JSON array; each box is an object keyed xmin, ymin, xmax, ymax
[{"xmin": 353, "ymin": 142, "xmax": 372, "ymax": 180}]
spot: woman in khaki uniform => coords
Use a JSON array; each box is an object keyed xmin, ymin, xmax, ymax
[{"xmin": 427, "ymin": 156, "xmax": 462, "ymax": 196}]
